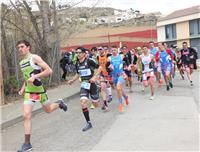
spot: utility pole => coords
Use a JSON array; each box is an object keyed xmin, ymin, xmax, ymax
[{"xmin": 108, "ymin": 32, "xmax": 111, "ymax": 47}]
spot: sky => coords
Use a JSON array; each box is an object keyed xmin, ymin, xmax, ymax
[
  {"xmin": 1, "ymin": 0, "xmax": 200, "ymax": 15},
  {"xmin": 76, "ymin": 0, "xmax": 200, "ymax": 14}
]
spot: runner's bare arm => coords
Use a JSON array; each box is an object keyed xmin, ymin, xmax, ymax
[
  {"xmin": 67, "ymin": 73, "xmax": 80, "ymax": 85},
  {"xmin": 89, "ymin": 67, "xmax": 102, "ymax": 83},
  {"xmin": 18, "ymin": 81, "xmax": 25, "ymax": 95},
  {"xmin": 32, "ymin": 54, "xmax": 53, "ymax": 78},
  {"xmin": 26, "ymin": 55, "xmax": 52, "ymax": 84}
]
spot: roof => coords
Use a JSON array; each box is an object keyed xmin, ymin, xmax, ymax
[{"xmin": 158, "ymin": 5, "xmax": 200, "ymax": 21}]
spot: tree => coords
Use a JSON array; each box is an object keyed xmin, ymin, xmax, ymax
[{"xmin": 1, "ymin": 0, "xmax": 103, "ymax": 102}]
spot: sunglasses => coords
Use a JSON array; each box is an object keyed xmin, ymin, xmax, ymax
[{"xmin": 76, "ymin": 51, "xmax": 83, "ymax": 54}]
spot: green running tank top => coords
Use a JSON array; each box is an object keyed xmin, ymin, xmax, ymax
[{"xmin": 20, "ymin": 54, "xmax": 45, "ymax": 93}]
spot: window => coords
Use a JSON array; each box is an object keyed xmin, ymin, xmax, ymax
[
  {"xmin": 198, "ymin": 20, "xmax": 200, "ymax": 34},
  {"xmin": 189, "ymin": 19, "xmax": 200, "ymax": 36},
  {"xmin": 165, "ymin": 24, "xmax": 176, "ymax": 40},
  {"xmin": 190, "ymin": 38, "xmax": 200, "ymax": 56}
]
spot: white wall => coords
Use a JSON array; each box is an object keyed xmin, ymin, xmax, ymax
[
  {"xmin": 157, "ymin": 26, "xmax": 166, "ymax": 42},
  {"xmin": 157, "ymin": 13, "xmax": 200, "ymax": 26}
]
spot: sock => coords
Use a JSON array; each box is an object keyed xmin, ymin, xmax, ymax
[
  {"xmin": 25, "ymin": 134, "xmax": 30, "ymax": 144},
  {"xmin": 82, "ymin": 108, "xmax": 90, "ymax": 122},
  {"xmin": 107, "ymin": 87, "xmax": 112, "ymax": 96}
]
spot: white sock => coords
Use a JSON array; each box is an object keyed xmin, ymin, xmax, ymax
[{"xmin": 107, "ymin": 87, "xmax": 112, "ymax": 96}]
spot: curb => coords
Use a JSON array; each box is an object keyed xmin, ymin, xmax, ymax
[{"xmin": 1, "ymin": 92, "xmax": 80, "ymax": 130}]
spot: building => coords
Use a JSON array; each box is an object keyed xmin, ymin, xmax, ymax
[
  {"xmin": 61, "ymin": 26, "xmax": 157, "ymax": 52},
  {"xmin": 157, "ymin": 5, "xmax": 200, "ymax": 54}
]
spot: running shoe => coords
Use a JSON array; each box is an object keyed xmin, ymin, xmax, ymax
[
  {"xmin": 82, "ymin": 122, "xmax": 92, "ymax": 132},
  {"xmin": 58, "ymin": 99, "xmax": 68, "ymax": 112},
  {"xmin": 149, "ymin": 96, "xmax": 154, "ymax": 100},
  {"xmin": 101, "ymin": 104, "xmax": 109, "ymax": 111},
  {"xmin": 190, "ymin": 81, "xmax": 193, "ymax": 86},
  {"xmin": 118, "ymin": 104, "xmax": 124, "ymax": 112},
  {"xmin": 17, "ymin": 143, "xmax": 32, "ymax": 152},
  {"xmin": 90, "ymin": 103, "xmax": 95, "ymax": 109},
  {"xmin": 166, "ymin": 85, "xmax": 170, "ymax": 91},
  {"xmin": 141, "ymin": 87, "xmax": 145, "ymax": 92}
]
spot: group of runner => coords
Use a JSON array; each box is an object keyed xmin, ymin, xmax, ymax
[
  {"xmin": 16, "ymin": 40, "xmax": 198, "ymax": 152},
  {"xmin": 67, "ymin": 40, "xmax": 198, "ymax": 132}
]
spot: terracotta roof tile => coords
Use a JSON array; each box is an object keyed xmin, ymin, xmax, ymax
[{"xmin": 159, "ymin": 5, "xmax": 200, "ymax": 21}]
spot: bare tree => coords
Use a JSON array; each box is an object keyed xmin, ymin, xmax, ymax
[{"xmin": 1, "ymin": 0, "xmax": 103, "ymax": 101}]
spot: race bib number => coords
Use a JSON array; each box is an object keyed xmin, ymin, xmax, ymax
[
  {"xmin": 79, "ymin": 69, "xmax": 91, "ymax": 77},
  {"xmin": 29, "ymin": 93, "xmax": 41, "ymax": 102},
  {"xmin": 81, "ymin": 82, "xmax": 91, "ymax": 90},
  {"xmin": 144, "ymin": 63, "xmax": 149, "ymax": 69}
]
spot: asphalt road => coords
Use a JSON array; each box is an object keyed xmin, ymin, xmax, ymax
[{"xmin": 1, "ymin": 71, "xmax": 199, "ymax": 151}]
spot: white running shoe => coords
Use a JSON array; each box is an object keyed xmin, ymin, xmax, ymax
[
  {"xmin": 141, "ymin": 88, "xmax": 145, "ymax": 92},
  {"xmin": 149, "ymin": 96, "xmax": 154, "ymax": 100}
]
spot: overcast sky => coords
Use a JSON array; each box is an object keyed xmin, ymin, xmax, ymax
[
  {"xmin": 114, "ymin": 0, "xmax": 199, "ymax": 14},
  {"xmin": 1, "ymin": 0, "xmax": 200, "ymax": 15},
  {"xmin": 78, "ymin": 0, "xmax": 200, "ymax": 14}
]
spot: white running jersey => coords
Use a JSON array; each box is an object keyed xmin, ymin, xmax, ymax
[{"xmin": 141, "ymin": 54, "xmax": 153, "ymax": 73}]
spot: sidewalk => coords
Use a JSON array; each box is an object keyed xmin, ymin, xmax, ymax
[{"xmin": 1, "ymin": 81, "xmax": 80, "ymax": 129}]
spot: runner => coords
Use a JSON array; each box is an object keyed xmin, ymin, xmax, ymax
[
  {"xmin": 135, "ymin": 47, "xmax": 143, "ymax": 82},
  {"xmin": 103, "ymin": 45, "xmax": 114, "ymax": 100},
  {"xmin": 163, "ymin": 43, "xmax": 176, "ymax": 79},
  {"xmin": 90, "ymin": 47, "xmax": 99, "ymax": 64},
  {"xmin": 120, "ymin": 45, "xmax": 133, "ymax": 92},
  {"xmin": 156, "ymin": 42, "xmax": 173, "ymax": 91},
  {"xmin": 175, "ymin": 47, "xmax": 185, "ymax": 80},
  {"xmin": 107, "ymin": 45, "xmax": 129, "ymax": 112},
  {"xmin": 180, "ymin": 42, "xmax": 197, "ymax": 86},
  {"xmin": 138, "ymin": 45, "xmax": 155, "ymax": 100},
  {"xmin": 149, "ymin": 41, "xmax": 162, "ymax": 86},
  {"xmin": 17, "ymin": 40, "xmax": 67, "ymax": 152},
  {"xmin": 67, "ymin": 47, "xmax": 100, "ymax": 131},
  {"xmin": 97, "ymin": 46, "xmax": 113, "ymax": 111},
  {"xmin": 89, "ymin": 46, "xmax": 99, "ymax": 109}
]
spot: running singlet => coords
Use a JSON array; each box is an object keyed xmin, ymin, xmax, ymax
[
  {"xmin": 98, "ymin": 54, "xmax": 109, "ymax": 76},
  {"xmin": 123, "ymin": 52, "xmax": 132, "ymax": 66},
  {"xmin": 109, "ymin": 54, "xmax": 123, "ymax": 75},
  {"xmin": 141, "ymin": 54, "xmax": 153, "ymax": 73},
  {"xmin": 76, "ymin": 58, "xmax": 98, "ymax": 81},
  {"xmin": 92, "ymin": 55, "xmax": 99, "ymax": 64},
  {"xmin": 159, "ymin": 50, "xmax": 172, "ymax": 69},
  {"xmin": 20, "ymin": 54, "xmax": 45, "ymax": 93},
  {"xmin": 150, "ymin": 47, "xmax": 157, "ymax": 57},
  {"xmin": 181, "ymin": 49, "xmax": 190, "ymax": 64}
]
